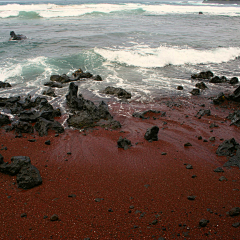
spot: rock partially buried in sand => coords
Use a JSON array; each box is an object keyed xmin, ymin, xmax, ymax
[
  {"xmin": 0, "ymin": 156, "xmax": 42, "ymax": 189},
  {"xmin": 117, "ymin": 136, "xmax": 132, "ymax": 150},
  {"xmin": 0, "ymin": 81, "xmax": 11, "ymax": 88},
  {"xmin": 199, "ymin": 219, "xmax": 209, "ymax": 227},
  {"xmin": 190, "ymin": 88, "xmax": 200, "ymax": 95},
  {"xmin": 144, "ymin": 126, "xmax": 159, "ymax": 141}
]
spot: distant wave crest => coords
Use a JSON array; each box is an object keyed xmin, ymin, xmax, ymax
[{"xmin": 0, "ymin": 2, "xmax": 240, "ymax": 19}]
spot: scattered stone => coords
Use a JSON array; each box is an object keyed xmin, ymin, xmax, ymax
[
  {"xmin": 219, "ymin": 176, "xmax": 227, "ymax": 181},
  {"xmin": 195, "ymin": 109, "xmax": 211, "ymax": 119},
  {"xmin": 117, "ymin": 136, "xmax": 131, "ymax": 150},
  {"xmin": 161, "ymin": 152, "xmax": 167, "ymax": 155},
  {"xmin": 144, "ymin": 126, "xmax": 159, "ymax": 141},
  {"xmin": 28, "ymin": 139, "xmax": 36, "ymax": 142},
  {"xmin": 177, "ymin": 86, "xmax": 183, "ymax": 90},
  {"xmin": 187, "ymin": 195, "xmax": 196, "ymax": 200},
  {"xmin": 103, "ymin": 86, "xmax": 131, "ymax": 99},
  {"xmin": 232, "ymin": 222, "xmax": 240, "ymax": 228},
  {"xmin": 196, "ymin": 82, "xmax": 208, "ymax": 89},
  {"xmin": 199, "ymin": 219, "xmax": 209, "ymax": 227},
  {"xmin": 21, "ymin": 213, "xmax": 27, "ymax": 218},
  {"xmin": 214, "ymin": 167, "xmax": 224, "ymax": 173},
  {"xmin": 68, "ymin": 194, "xmax": 76, "ymax": 198},
  {"xmin": 186, "ymin": 164, "xmax": 193, "ymax": 169},
  {"xmin": 0, "ymin": 154, "xmax": 3, "ymax": 164},
  {"xmin": 184, "ymin": 142, "xmax": 192, "ymax": 147},
  {"xmin": 92, "ymin": 75, "xmax": 102, "ymax": 81},
  {"xmin": 108, "ymin": 208, "xmax": 113, "ymax": 212},
  {"xmin": 151, "ymin": 219, "xmax": 158, "ymax": 225},
  {"xmin": 228, "ymin": 207, "xmax": 240, "ymax": 217},
  {"xmin": 209, "ymin": 123, "xmax": 218, "ymax": 128},
  {"xmin": 198, "ymin": 136, "xmax": 202, "ymax": 140},
  {"xmin": 50, "ymin": 214, "xmax": 59, "ymax": 221},
  {"xmin": 132, "ymin": 110, "xmax": 162, "ymax": 119},
  {"xmin": 43, "ymin": 215, "xmax": 48, "ymax": 219},
  {"xmin": 191, "ymin": 175, "xmax": 197, "ymax": 178},
  {"xmin": 12, "ymin": 121, "xmax": 34, "ymax": 134},
  {"xmin": 190, "ymin": 88, "xmax": 200, "ymax": 95},
  {"xmin": 209, "ymin": 137, "xmax": 215, "ymax": 142},
  {"xmin": 94, "ymin": 198, "xmax": 104, "ymax": 202},
  {"xmin": 45, "ymin": 140, "xmax": 51, "ymax": 145}
]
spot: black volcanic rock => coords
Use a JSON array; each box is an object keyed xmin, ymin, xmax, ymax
[
  {"xmin": 103, "ymin": 86, "xmax": 131, "ymax": 99},
  {"xmin": 144, "ymin": 126, "xmax": 159, "ymax": 141},
  {"xmin": 117, "ymin": 136, "xmax": 132, "ymax": 150},
  {"xmin": 66, "ymin": 83, "xmax": 121, "ymax": 129},
  {"xmin": 191, "ymin": 71, "xmax": 213, "ymax": 79},
  {"xmin": 0, "ymin": 81, "xmax": 11, "ymax": 88},
  {"xmin": 0, "ymin": 114, "xmax": 11, "ymax": 127}
]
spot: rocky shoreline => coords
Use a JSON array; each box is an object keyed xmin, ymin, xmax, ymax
[{"xmin": 0, "ymin": 69, "xmax": 240, "ymax": 239}]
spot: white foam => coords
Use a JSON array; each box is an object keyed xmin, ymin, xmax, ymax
[{"xmin": 94, "ymin": 45, "xmax": 240, "ymax": 68}]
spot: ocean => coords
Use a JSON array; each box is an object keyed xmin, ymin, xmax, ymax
[{"xmin": 0, "ymin": 0, "xmax": 240, "ymax": 112}]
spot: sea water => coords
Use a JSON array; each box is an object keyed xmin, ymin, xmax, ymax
[{"xmin": 0, "ymin": 0, "xmax": 240, "ymax": 111}]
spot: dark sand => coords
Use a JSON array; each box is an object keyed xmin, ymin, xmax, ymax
[{"xmin": 0, "ymin": 95, "xmax": 240, "ymax": 239}]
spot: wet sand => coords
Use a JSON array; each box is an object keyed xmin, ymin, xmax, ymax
[{"xmin": 0, "ymin": 95, "xmax": 240, "ymax": 239}]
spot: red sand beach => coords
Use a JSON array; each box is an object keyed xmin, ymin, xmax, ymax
[{"xmin": 0, "ymin": 95, "xmax": 240, "ymax": 239}]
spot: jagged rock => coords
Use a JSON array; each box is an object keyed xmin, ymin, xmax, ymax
[
  {"xmin": 213, "ymin": 92, "xmax": 225, "ymax": 105},
  {"xmin": 35, "ymin": 118, "xmax": 64, "ymax": 137},
  {"xmin": 92, "ymin": 75, "xmax": 102, "ymax": 81},
  {"xmin": 229, "ymin": 85, "xmax": 240, "ymax": 102},
  {"xmin": 50, "ymin": 74, "xmax": 70, "ymax": 83},
  {"xmin": 66, "ymin": 83, "xmax": 120, "ymax": 129},
  {"xmin": 0, "ymin": 156, "xmax": 31, "ymax": 176},
  {"xmin": 44, "ymin": 81, "xmax": 63, "ymax": 88},
  {"xmin": 210, "ymin": 76, "xmax": 227, "ymax": 83},
  {"xmin": 230, "ymin": 77, "xmax": 239, "ymax": 85},
  {"xmin": 223, "ymin": 148, "xmax": 240, "ymax": 168},
  {"xmin": 132, "ymin": 110, "xmax": 163, "ymax": 119},
  {"xmin": 42, "ymin": 87, "xmax": 56, "ymax": 97},
  {"xmin": 144, "ymin": 126, "xmax": 159, "ymax": 141},
  {"xmin": 216, "ymin": 138, "xmax": 239, "ymax": 156},
  {"xmin": 199, "ymin": 219, "xmax": 209, "ymax": 227},
  {"xmin": 17, "ymin": 164, "xmax": 42, "ymax": 189},
  {"xmin": 196, "ymin": 82, "xmax": 208, "ymax": 89},
  {"xmin": 103, "ymin": 86, "xmax": 131, "ymax": 99},
  {"xmin": 0, "ymin": 81, "xmax": 11, "ymax": 88},
  {"xmin": 228, "ymin": 207, "xmax": 240, "ymax": 217},
  {"xmin": 0, "ymin": 114, "xmax": 11, "ymax": 127},
  {"xmin": 195, "ymin": 109, "xmax": 211, "ymax": 119},
  {"xmin": 0, "ymin": 96, "xmax": 20, "ymax": 107},
  {"xmin": 227, "ymin": 110, "xmax": 240, "ymax": 126},
  {"xmin": 190, "ymin": 89, "xmax": 200, "ymax": 95},
  {"xmin": 117, "ymin": 136, "xmax": 132, "ymax": 150},
  {"xmin": 191, "ymin": 71, "xmax": 213, "ymax": 79},
  {"xmin": 11, "ymin": 121, "xmax": 33, "ymax": 133}
]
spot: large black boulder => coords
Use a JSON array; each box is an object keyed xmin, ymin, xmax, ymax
[
  {"xmin": 0, "ymin": 114, "xmax": 11, "ymax": 127},
  {"xmin": 216, "ymin": 138, "xmax": 239, "ymax": 156},
  {"xmin": 16, "ymin": 164, "xmax": 42, "ymax": 189},
  {"xmin": 144, "ymin": 126, "xmax": 159, "ymax": 141},
  {"xmin": 50, "ymin": 74, "xmax": 70, "ymax": 83},
  {"xmin": 117, "ymin": 136, "xmax": 132, "ymax": 150},
  {"xmin": 103, "ymin": 86, "xmax": 131, "ymax": 99},
  {"xmin": 11, "ymin": 121, "xmax": 33, "ymax": 133},
  {"xmin": 229, "ymin": 85, "xmax": 240, "ymax": 102}
]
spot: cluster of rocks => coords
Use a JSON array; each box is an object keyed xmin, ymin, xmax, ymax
[
  {"xmin": 0, "ymin": 155, "xmax": 42, "ymax": 189},
  {"xmin": 66, "ymin": 82, "xmax": 121, "ymax": 129},
  {"xmin": 216, "ymin": 138, "xmax": 240, "ymax": 168},
  {"xmin": 189, "ymin": 71, "xmax": 239, "ymax": 96},
  {"xmin": 0, "ymin": 95, "xmax": 64, "ymax": 136}
]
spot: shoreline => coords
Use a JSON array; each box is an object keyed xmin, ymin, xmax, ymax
[{"xmin": 0, "ymin": 94, "xmax": 240, "ymax": 239}]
